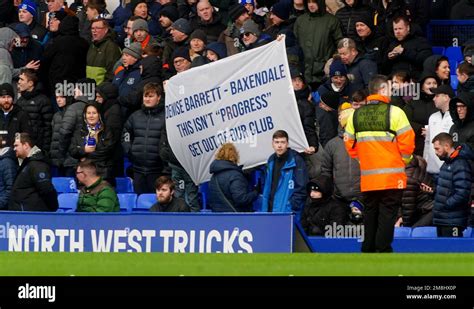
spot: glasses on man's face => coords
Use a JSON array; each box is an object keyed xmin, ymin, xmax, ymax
[{"xmin": 456, "ymin": 104, "xmax": 467, "ymax": 109}]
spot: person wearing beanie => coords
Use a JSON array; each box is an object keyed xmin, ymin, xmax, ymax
[
  {"xmin": 317, "ymin": 90, "xmax": 341, "ymax": 147},
  {"xmin": 10, "ymin": 22, "xmax": 43, "ymax": 69},
  {"xmin": 159, "ymin": 5, "xmax": 179, "ymax": 37},
  {"xmin": 130, "ymin": 0, "xmax": 148, "ymax": 19},
  {"xmin": 221, "ymin": 4, "xmax": 250, "ymax": 57},
  {"xmin": 301, "ymin": 174, "xmax": 350, "ymax": 236},
  {"xmin": 206, "ymin": 42, "xmax": 227, "ymax": 61},
  {"xmin": 265, "ymin": 1, "xmax": 292, "ymax": 40},
  {"xmin": 294, "ymin": 0, "xmax": 343, "ymax": 88},
  {"xmin": 337, "ymin": 37, "xmax": 377, "ymax": 96},
  {"xmin": 18, "ymin": 0, "xmax": 48, "ymax": 42},
  {"xmin": 123, "ymin": 42, "xmax": 143, "ymax": 60},
  {"xmin": 162, "ymin": 18, "xmax": 191, "ymax": 70},
  {"xmin": 131, "ymin": 18, "xmax": 153, "ymax": 47},
  {"xmin": 317, "ymin": 58, "xmax": 351, "ymax": 102},
  {"xmin": 172, "ymin": 47, "xmax": 192, "ymax": 73},
  {"xmin": 171, "ymin": 18, "xmax": 192, "ymax": 36},
  {"xmin": 229, "ymin": 4, "xmax": 248, "ymax": 22},
  {"xmin": 240, "ymin": 19, "xmax": 271, "ymax": 50},
  {"xmin": 0, "ymin": 83, "xmax": 31, "ymax": 147},
  {"xmin": 335, "ymin": 0, "xmax": 373, "ymax": 39},
  {"xmin": 189, "ymin": 29, "xmax": 207, "ymax": 59},
  {"xmin": 353, "ymin": 13, "xmax": 388, "ymax": 70}
]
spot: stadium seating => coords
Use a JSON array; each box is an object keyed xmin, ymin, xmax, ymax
[
  {"xmin": 199, "ymin": 182, "xmax": 209, "ymax": 210},
  {"xmin": 463, "ymin": 227, "xmax": 473, "ymax": 238},
  {"xmin": 394, "ymin": 227, "xmax": 412, "ymax": 238},
  {"xmin": 115, "ymin": 177, "xmax": 134, "ymax": 193},
  {"xmin": 52, "ymin": 177, "xmax": 77, "ymax": 193},
  {"xmin": 445, "ymin": 46, "xmax": 463, "ymax": 73},
  {"xmin": 411, "ymin": 226, "xmax": 437, "ymax": 238},
  {"xmin": 432, "ymin": 46, "xmax": 445, "ymax": 55},
  {"xmin": 57, "ymin": 193, "xmax": 79, "ymax": 212},
  {"xmin": 253, "ymin": 194, "xmax": 263, "ymax": 211},
  {"xmin": 117, "ymin": 193, "xmax": 137, "ymax": 213},
  {"xmin": 135, "ymin": 194, "xmax": 156, "ymax": 211},
  {"xmin": 451, "ymin": 75, "xmax": 459, "ymax": 91}
]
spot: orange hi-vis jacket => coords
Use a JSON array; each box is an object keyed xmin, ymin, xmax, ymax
[{"xmin": 344, "ymin": 95, "xmax": 415, "ymax": 192}]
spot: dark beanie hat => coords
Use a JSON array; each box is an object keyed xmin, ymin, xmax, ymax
[
  {"xmin": 189, "ymin": 29, "xmax": 208, "ymax": 44},
  {"xmin": 321, "ymin": 91, "xmax": 341, "ymax": 110},
  {"xmin": 329, "ymin": 59, "xmax": 347, "ymax": 77},
  {"xmin": 355, "ymin": 13, "xmax": 375, "ymax": 31},
  {"xmin": 172, "ymin": 47, "xmax": 191, "ymax": 63},
  {"xmin": 130, "ymin": 0, "xmax": 147, "ymax": 14},
  {"xmin": 229, "ymin": 3, "xmax": 247, "ymax": 21},
  {"xmin": 0, "ymin": 83, "xmax": 14, "ymax": 98},
  {"xmin": 159, "ymin": 5, "xmax": 179, "ymax": 22},
  {"xmin": 271, "ymin": 2, "xmax": 290, "ymax": 21}
]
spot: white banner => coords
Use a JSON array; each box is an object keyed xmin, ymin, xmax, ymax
[{"xmin": 165, "ymin": 39, "xmax": 308, "ymax": 184}]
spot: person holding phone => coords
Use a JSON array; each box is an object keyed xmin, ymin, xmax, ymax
[{"xmin": 69, "ymin": 102, "xmax": 115, "ymax": 185}]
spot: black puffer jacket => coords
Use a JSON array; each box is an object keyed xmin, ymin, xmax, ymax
[
  {"xmin": 0, "ymin": 105, "xmax": 31, "ymax": 147},
  {"xmin": 295, "ymin": 86, "xmax": 318, "ymax": 148},
  {"xmin": 16, "ymin": 88, "xmax": 53, "ymax": 153},
  {"xmin": 9, "ymin": 147, "xmax": 58, "ymax": 212},
  {"xmin": 50, "ymin": 101, "xmax": 70, "ymax": 167},
  {"xmin": 122, "ymin": 103, "xmax": 166, "ymax": 174},
  {"xmin": 402, "ymin": 155, "xmax": 434, "ymax": 227}
]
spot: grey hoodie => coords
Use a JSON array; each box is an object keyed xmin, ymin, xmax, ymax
[{"xmin": 0, "ymin": 27, "xmax": 19, "ymax": 84}]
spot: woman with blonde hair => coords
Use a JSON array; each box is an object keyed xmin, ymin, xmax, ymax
[{"xmin": 209, "ymin": 143, "xmax": 259, "ymax": 212}]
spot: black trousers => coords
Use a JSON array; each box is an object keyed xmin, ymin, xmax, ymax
[
  {"xmin": 437, "ymin": 226, "xmax": 465, "ymax": 237},
  {"xmin": 361, "ymin": 189, "xmax": 403, "ymax": 253},
  {"xmin": 133, "ymin": 172, "xmax": 161, "ymax": 195}
]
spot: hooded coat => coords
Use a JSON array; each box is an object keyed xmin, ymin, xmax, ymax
[
  {"xmin": 0, "ymin": 27, "xmax": 18, "ymax": 84},
  {"xmin": 301, "ymin": 174, "xmax": 350, "ymax": 235},
  {"xmin": 0, "ymin": 147, "xmax": 17, "ymax": 210},
  {"xmin": 209, "ymin": 159, "xmax": 258, "ymax": 212}
]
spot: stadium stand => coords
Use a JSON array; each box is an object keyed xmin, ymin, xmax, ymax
[
  {"xmin": 445, "ymin": 46, "xmax": 464, "ymax": 72},
  {"xmin": 408, "ymin": 226, "xmax": 438, "ymax": 238},
  {"xmin": 52, "ymin": 177, "xmax": 77, "ymax": 193},
  {"xmin": 432, "ymin": 46, "xmax": 445, "ymax": 55},
  {"xmin": 117, "ymin": 193, "xmax": 137, "ymax": 213},
  {"xmin": 115, "ymin": 177, "xmax": 134, "ymax": 193},
  {"xmin": 394, "ymin": 227, "xmax": 412, "ymax": 238}
]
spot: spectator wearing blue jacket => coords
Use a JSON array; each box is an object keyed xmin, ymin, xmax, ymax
[
  {"xmin": 431, "ymin": 133, "xmax": 473, "ymax": 237},
  {"xmin": 209, "ymin": 143, "xmax": 258, "ymax": 212},
  {"xmin": 0, "ymin": 135, "xmax": 17, "ymax": 210},
  {"xmin": 261, "ymin": 130, "xmax": 308, "ymax": 218}
]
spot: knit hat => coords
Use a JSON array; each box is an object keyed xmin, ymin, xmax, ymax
[
  {"xmin": 96, "ymin": 82, "xmax": 118, "ymax": 100},
  {"xmin": 172, "ymin": 47, "xmax": 191, "ymax": 63},
  {"xmin": 10, "ymin": 22, "xmax": 31, "ymax": 38},
  {"xmin": 130, "ymin": 0, "xmax": 147, "ymax": 14},
  {"xmin": 355, "ymin": 13, "xmax": 375, "ymax": 31},
  {"xmin": 19, "ymin": 0, "xmax": 37, "ymax": 19},
  {"xmin": 463, "ymin": 44, "xmax": 474, "ymax": 60},
  {"xmin": 290, "ymin": 66, "xmax": 304, "ymax": 81},
  {"xmin": 159, "ymin": 5, "xmax": 179, "ymax": 22},
  {"xmin": 240, "ymin": 19, "xmax": 260, "ymax": 36},
  {"xmin": 329, "ymin": 59, "xmax": 347, "ymax": 77},
  {"xmin": 239, "ymin": 0, "xmax": 254, "ymax": 6},
  {"xmin": 321, "ymin": 91, "xmax": 341, "ymax": 110},
  {"xmin": 431, "ymin": 84, "xmax": 455, "ymax": 98},
  {"xmin": 271, "ymin": 2, "xmax": 290, "ymax": 21},
  {"xmin": 122, "ymin": 42, "xmax": 142, "ymax": 59},
  {"xmin": 132, "ymin": 18, "xmax": 149, "ymax": 33},
  {"xmin": 229, "ymin": 4, "xmax": 247, "ymax": 21},
  {"xmin": 0, "ymin": 83, "xmax": 14, "ymax": 98},
  {"xmin": 206, "ymin": 42, "xmax": 227, "ymax": 59},
  {"xmin": 189, "ymin": 29, "xmax": 207, "ymax": 44},
  {"xmin": 171, "ymin": 18, "xmax": 192, "ymax": 35}
]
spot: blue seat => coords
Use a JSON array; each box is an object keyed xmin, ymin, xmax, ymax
[
  {"xmin": 451, "ymin": 75, "xmax": 459, "ymax": 90},
  {"xmin": 253, "ymin": 194, "xmax": 263, "ymax": 212},
  {"xmin": 445, "ymin": 46, "xmax": 463, "ymax": 73},
  {"xmin": 57, "ymin": 193, "xmax": 78, "ymax": 212},
  {"xmin": 135, "ymin": 193, "xmax": 156, "ymax": 211},
  {"xmin": 432, "ymin": 46, "xmax": 445, "ymax": 55},
  {"xmin": 463, "ymin": 227, "xmax": 473, "ymax": 238},
  {"xmin": 199, "ymin": 182, "xmax": 209, "ymax": 210},
  {"xmin": 394, "ymin": 227, "xmax": 412, "ymax": 238},
  {"xmin": 117, "ymin": 193, "xmax": 137, "ymax": 213},
  {"xmin": 115, "ymin": 177, "xmax": 134, "ymax": 193},
  {"xmin": 52, "ymin": 177, "xmax": 77, "ymax": 193},
  {"xmin": 411, "ymin": 226, "xmax": 437, "ymax": 238}
]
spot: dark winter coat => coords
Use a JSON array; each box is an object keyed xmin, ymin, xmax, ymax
[
  {"xmin": 11, "ymin": 38, "xmax": 43, "ymax": 68},
  {"xmin": 28, "ymin": 20, "xmax": 48, "ymax": 43},
  {"xmin": 402, "ymin": 155, "xmax": 434, "ymax": 227},
  {"xmin": 0, "ymin": 147, "xmax": 17, "ymax": 210},
  {"xmin": 335, "ymin": 0, "xmax": 374, "ymax": 39},
  {"xmin": 209, "ymin": 159, "xmax": 258, "ymax": 212},
  {"xmin": 316, "ymin": 106, "xmax": 339, "ymax": 148},
  {"xmin": 450, "ymin": 0, "xmax": 474, "ymax": 19},
  {"xmin": 150, "ymin": 197, "xmax": 190, "ymax": 212},
  {"xmin": 301, "ymin": 175, "xmax": 350, "ymax": 235},
  {"xmin": 41, "ymin": 15, "xmax": 89, "ymax": 96},
  {"xmin": 403, "ymin": 92, "xmax": 438, "ymax": 156},
  {"xmin": 457, "ymin": 75, "xmax": 474, "ymax": 95},
  {"xmin": 346, "ymin": 53, "xmax": 378, "ymax": 96},
  {"xmin": 355, "ymin": 32, "xmax": 389, "ymax": 72},
  {"xmin": 9, "ymin": 147, "xmax": 58, "ymax": 211},
  {"xmin": 321, "ymin": 130, "xmax": 361, "ymax": 202},
  {"xmin": 449, "ymin": 92, "xmax": 474, "ymax": 150},
  {"xmin": 16, "ymin": 88, "xmax": 53, "ymax": 153},
  {"xmin": 113, "ymin": 61, "xmax": 142, "ymax": 118},
  {"xmin": 0, "ymin": 105, "xmax": 31, "ymax": 147},
  {"xmin": 434, "ymin": 144, "xmax": 474, "ymax": 228},
  {"xmin": 295, "ymin": 86, "xmax": 318, "ymax": 148},
  {"xmin": 190, "ymin": 12, "xmax": 227, "ymax": 43},
  {"xmin": 122, "ymin": 103, "xmax": 166, "ymax": 174},
  {"xmin": 86, "ymin": 32, "xmax": 122, "ymax": 84},
  {"xmin": 58, "ymin": 99, "xmax": 88, "ymax": 168}
]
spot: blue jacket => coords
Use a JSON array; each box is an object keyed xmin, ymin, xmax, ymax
[
  {"xmin": 434, "ymin": 144, "xmax": 474, "ymax": 227},
  {"xmin": 0, "ymin": 147, "xmax": 17, "ymax": 210},
  {"xmin": 261, "ymin": 148, "xmax": 308, "ymax": 214},
  {"xmin": 209, "ymin": 160, "xmax": 258, "ymax": 212}
]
